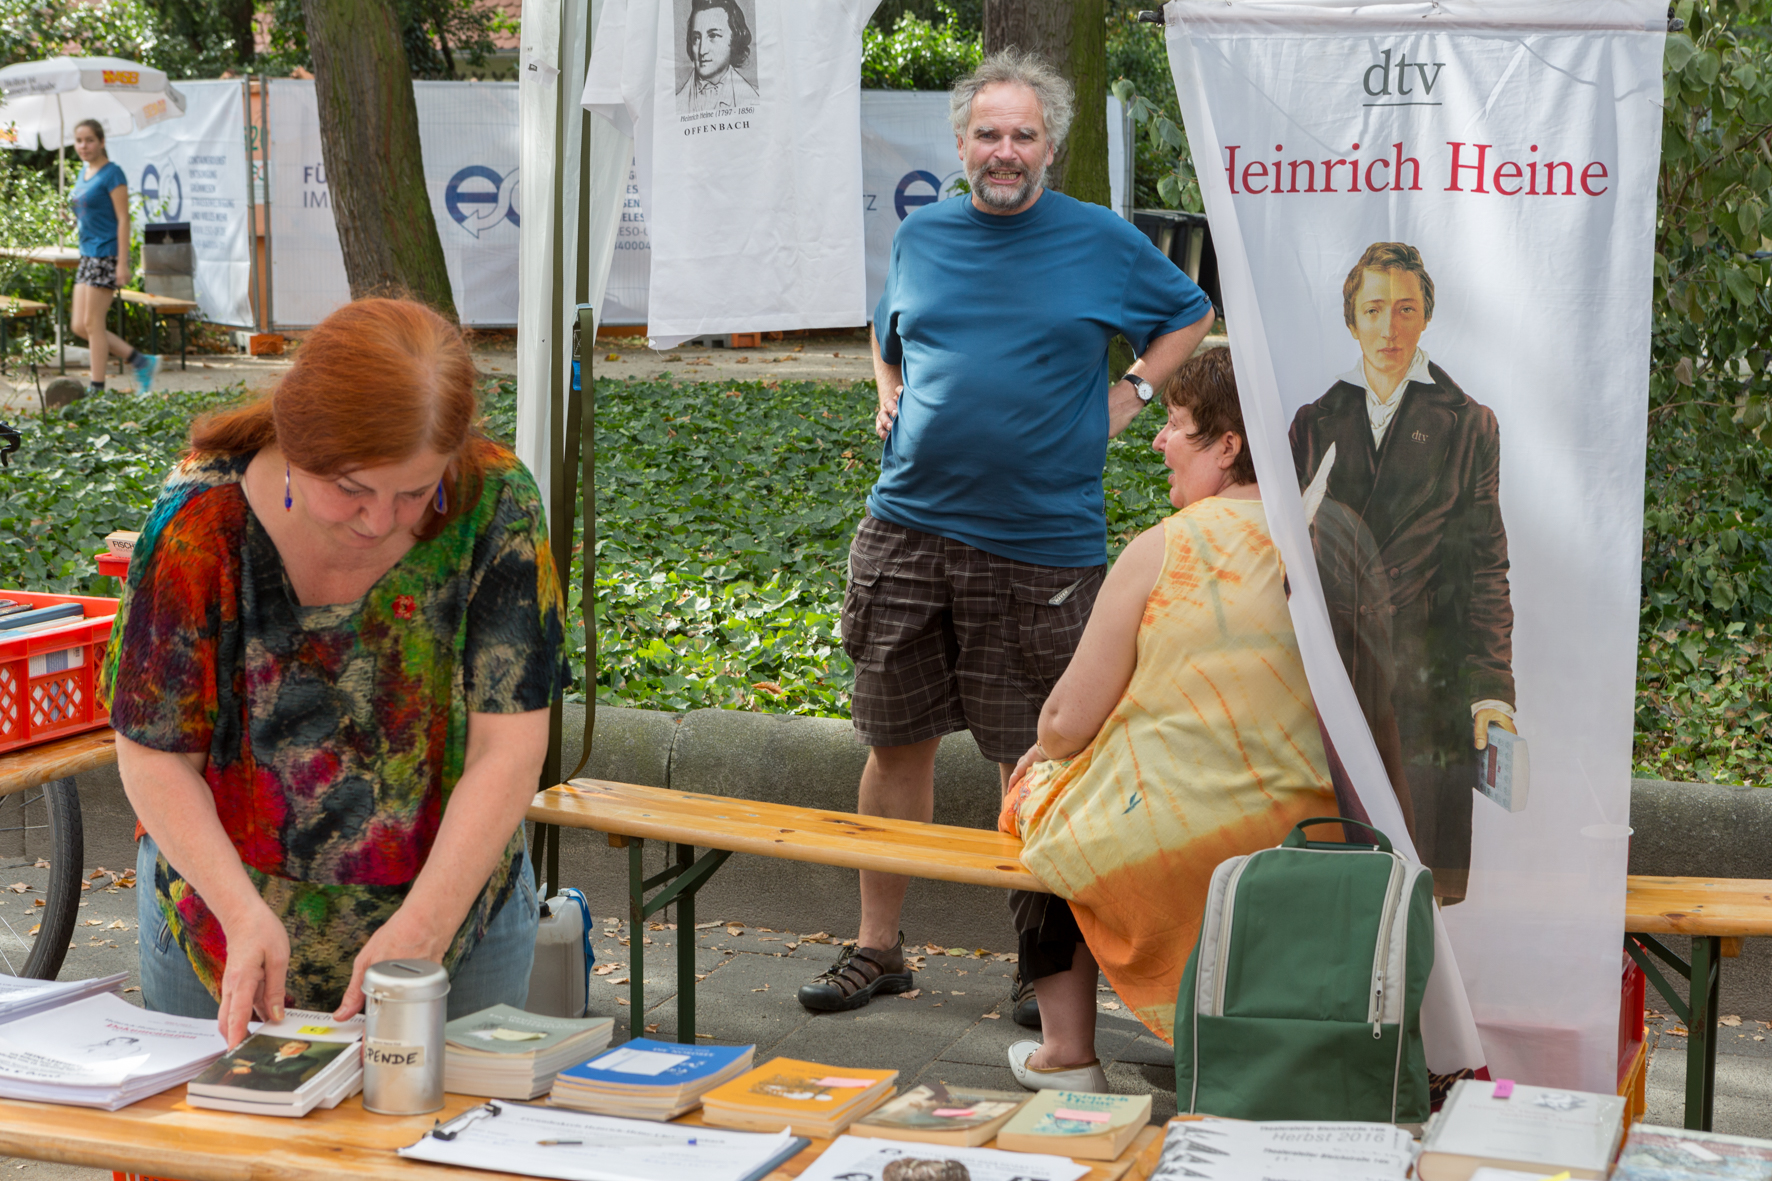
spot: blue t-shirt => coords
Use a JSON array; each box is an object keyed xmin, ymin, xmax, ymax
[
  {"xmin": 71, "ymin": 161, "xmax": 127, "ymax": 258},
  {"xmin": 870, "ymin": 190, "xmax": 1210, "ymax": 567}
]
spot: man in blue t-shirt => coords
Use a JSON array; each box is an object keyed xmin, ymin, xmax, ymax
[{"xmin": 798, "ymin": 51, "xmax": 1215, "ymax": 1040}]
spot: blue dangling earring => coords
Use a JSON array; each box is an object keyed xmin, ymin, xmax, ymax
[
  {"xmin": 435, "ymin": 481, "xmax": 446, "ymax": 512},
  {"xmin": 284, "ymin": 464, "xmax": 292, "ymax": 511}
]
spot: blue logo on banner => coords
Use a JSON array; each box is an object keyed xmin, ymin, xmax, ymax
[
  {"xmin": 140, "ymin": 163, "xmax": 183, "ymax": 221},
  {"xmin": 893, "ymin": 170, "xmax": 967, "ymax": 220},
  {"xmin": 445, "ymin": 165, "xmax": 520, "ymax": 238}
]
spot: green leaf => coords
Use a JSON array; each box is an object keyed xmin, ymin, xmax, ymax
[
  {"xmin": 1724, "ymin": 265, "xmax": 1761, "ymax": 308},
  {"xmin": 1664, "ymin": 32, "xmax": 1698, "ymax": 72}
]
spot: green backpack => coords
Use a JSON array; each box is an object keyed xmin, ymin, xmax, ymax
[{"xmin": 1173, "ymin": 817, "xmax": 1434, "ymax": 1124}]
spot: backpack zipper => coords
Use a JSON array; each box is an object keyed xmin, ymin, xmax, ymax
[
  {"xmin": 1213, "ymin": 853, "xmax": 1258, "ymax": 1017},
  {"xmin": 1368, "ymin": 853, "xmax": 1405, "ymax": 1038}
]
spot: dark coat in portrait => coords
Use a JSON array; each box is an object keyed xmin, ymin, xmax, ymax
[{"xmin": 1290, "ymin": 362, "xmax": 1514, "ymax": 894}]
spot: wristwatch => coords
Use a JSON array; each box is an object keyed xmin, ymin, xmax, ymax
[{"xmin": 1123, "ymin": 373, "xmax": 1155, "ymax": 404}]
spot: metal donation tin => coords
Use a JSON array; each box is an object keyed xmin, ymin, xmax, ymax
[{"xmin": 361, "ymin": 958, "xmax": 449, "ymax": 1115}]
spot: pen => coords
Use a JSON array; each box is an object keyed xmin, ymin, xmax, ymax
[{"xmin": 536, "ymin": 1139, "xmax": 583, "ymax": 1146}]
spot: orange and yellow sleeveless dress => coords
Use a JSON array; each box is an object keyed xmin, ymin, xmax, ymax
[{"xmin": 1001, "ymin": 497, "xmax": 1335, "ymax": 1042}]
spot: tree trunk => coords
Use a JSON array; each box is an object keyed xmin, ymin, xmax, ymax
[
  {"xmin": 224, "ymin": 0, "xmax": 257, "ymax": 67},
  {"xmin": 300, "ymin": 0, "xmax": 458, "ymax": 317},
  {"xmin": 983, "ymin": 0, "xmax": 1109, "ymax": 208}
]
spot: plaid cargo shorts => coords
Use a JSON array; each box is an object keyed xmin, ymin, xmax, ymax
[{"xmin": 840, "ymin": 514, "xmax": 1104, "ymax": 763}]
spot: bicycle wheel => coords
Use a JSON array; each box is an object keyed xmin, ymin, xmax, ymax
[{"xmin": 0, "ymin": 776, "xmax": 83, "ymax": 979}]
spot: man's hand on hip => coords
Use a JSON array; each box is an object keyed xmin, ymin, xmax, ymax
[{"xmin": 876, "ymin": 385, "xmax": 902, "ymax": 440}]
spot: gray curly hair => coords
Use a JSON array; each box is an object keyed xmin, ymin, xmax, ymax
[{"xmin": 949, "ymin": 49, "xmax": 1075, "ymax": 148}]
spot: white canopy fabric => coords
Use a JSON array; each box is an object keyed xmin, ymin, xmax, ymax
[{"xmin": 0, "ymin": 56, "xmax": 186, "ymax": 151}]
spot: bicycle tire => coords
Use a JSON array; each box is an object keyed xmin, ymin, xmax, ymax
[{"xmin": 0, "ymin": 776, "xmax": 83, "ymax": 980}]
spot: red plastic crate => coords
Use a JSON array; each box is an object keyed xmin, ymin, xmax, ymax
[{"xmin": 0, "ymin": 588, "xmax": 119, "ymax": 755}]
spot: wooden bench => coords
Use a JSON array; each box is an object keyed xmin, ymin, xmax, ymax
[
  {"xmin": 0, "ymin": 1086, "xmax": 1160, "ymax": 1181},
  {"xmin": 529, "ymin": 779, "xmax": 1772, "ymax": 1132},
  {"xmin": 0, "ymin": 297, "xmax": 48, "ymax": 376},
  {"xmin": 116, "ymin": 289, "xmax": 198, "ymax": 371}
]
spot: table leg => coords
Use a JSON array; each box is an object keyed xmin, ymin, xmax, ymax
[
  {"xmin": 1687, "ymin": 935, "xmax": 1720, "ymax": 1131},
  {"xmin": 675, "ymin": 843, "xmax": 695, "ymax": 1043},
  {"xmin": 179, "ymin": 314, "xmax": 187, "ymax": 369},
  {"xmin": 629, "ymin": 838, "xmax": 646, "ymax": 1035},
  {"xmin": 53, "ymin": 272, "xmax": 64, "ymax": 375}
]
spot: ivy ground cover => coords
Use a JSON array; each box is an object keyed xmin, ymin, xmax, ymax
[{"xmin": 1, "ymin": 376, "xmax": 1764, "ymax": 785}]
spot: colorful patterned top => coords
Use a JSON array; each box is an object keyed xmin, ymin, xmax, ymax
[
  {"xmin": 99, "ymin": 445, "xmax": 566, "ymax": 1009},
  {"xmin": 1000, "ymin": 498, "xmax": 1335, "ymax": 1042}
]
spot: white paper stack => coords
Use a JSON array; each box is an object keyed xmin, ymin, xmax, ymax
[
  {"xmin": 0, "ymin": 971, "xmax": 128, "ymax": 1023},
  {"xmin": 0, "ymin": 992, "xmax": 230, "ymax": 1110},
  {"xmin": 1151, "ymin": 1118, "xmax": 1418, "ymax": 1181},
  {"xmin": 186, "ymin": 1010, "xmax": 364, "ymax": 1117},
  {"xmin": 444, "ymin": 1005, "xmax": 614, "ymax": 1100}
]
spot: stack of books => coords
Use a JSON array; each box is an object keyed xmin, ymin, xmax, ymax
[
  {"xmin": 0, "ymin": 993, "xmax": 229, "ymax": 1110},
  {"xmin": 995, "ymin": 1090, "xmax": 1153, "ymax": 1161},
  {"xmin": 700, "ymin": 1057, "xmax": 898, "ymax": 1139},
  {"xmin": 850, "ymin": 1082, "xmax": 1032, "ymax": 1147},
  {"xmin": 443, "ymin": 1005, "xmax": 614, "ymax": 1100},
  {"xmin": 0, "ymin": 972, "xmax": 127, "ymax": 1023},
  {"xmin": 550, "ymin": 1038, "xmax": 755, "ymax": 1120},
  {"xmin": 1154, "ymin": 1116, "xmax": 1417, "ymax": 1180},
  {"xmin": 186, "ymin": 1010, "xmax": 365, "ymax": 1117}
]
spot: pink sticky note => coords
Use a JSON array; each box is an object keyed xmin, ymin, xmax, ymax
[
  {"xmin": 817, "ymin": 1077, "xmax": 876, "ymax": 1088},
  {"xmin": 1054, "ymin": 1109, "xmax": 1112, "ymax": 1123},
  {"xmin": 933, "ymin": 1108, "xmax": 977, "ymax": 1118},
  {"xmin": 1493, "ymin": 1079, "xmax": 1515, "ymax": 1099}
]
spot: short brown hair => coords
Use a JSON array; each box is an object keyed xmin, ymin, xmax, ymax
[
  {"xmin": 1342, "ymin": 241, "xmax": 1435, "ymax": 327},
  {"xmin": 1159, "ymin": 345, "xmax": 1254, "ymax": 486},
  {"xmin": 189, "ymin": 298, "xmax": 490, "ymax": 541}
]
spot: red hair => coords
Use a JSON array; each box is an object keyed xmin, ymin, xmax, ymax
[{"xmin": 190, "ymin": 299, "xmax": 492, "ymax": 540}]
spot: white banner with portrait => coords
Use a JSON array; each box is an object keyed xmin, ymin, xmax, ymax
[
  {"xmin": 266, "ymin": 80, "xmax": 521, "ymax": 328},
  {"xmin": 1163, "ymin": 0, "xmax": 1664, "ymax": 1088},
  {"xmin": 104, "ymin": 79, "xmax": 254, "ymax": 328}
]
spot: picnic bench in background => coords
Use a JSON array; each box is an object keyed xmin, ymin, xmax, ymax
[
  {"xmin": 529, "ymin": 778, "xmax": 1772, "ymax": 1132},
  {"xmin": 0, "ymin": 298, "xmax": 48, "ymax": 378},
  {"xmin": 115, "ymin": 290, "xmax": 197, "ymax": 371}
]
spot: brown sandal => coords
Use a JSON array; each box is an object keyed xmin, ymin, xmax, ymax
[{"xmin": 796, "ymin": 933, "xmax": 915, "ymax": 1012}]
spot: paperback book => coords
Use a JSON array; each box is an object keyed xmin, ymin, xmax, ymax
[
  {"xmin": 444, "ymin": 1005, "xmax": 614, "ymax": 1100},
  {"xmin": 1150, "ymin": 1117, "xmax": 1417, "ymax": 1181},
  {"xmin": 186, "ymin": 1010, "xmax": 364, "ymax": 1117},
  {"xmin": 849, "ymin": 1082, "xmax": 1031, "ymax": 1147},
  {"xmin": 550, "ymin": 1038, "xmax": 755, "ymax": 1121},
  {"xmin": 1417, "ymin": 1079, "xmax": 1627, "ymax": 1181},
  {"xmin": 994, "ymin": 1089, "xmax": 1151, "ymax": 1161},
  {"xmin": 0, "ymin": 971, "xmax": 127, "ymax": 1024},
  {"xmin": 1610, "ymin": 1123, "xmax": 1772, "ymax": 1181},
  {"xmin": 700, "ymin": 1057, "xmax": 898, "ymax": 1139}
]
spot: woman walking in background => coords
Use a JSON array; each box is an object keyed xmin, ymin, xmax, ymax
[{"xmin": 69, "ymin": 118, "xmax": 158, "ymax": 396}]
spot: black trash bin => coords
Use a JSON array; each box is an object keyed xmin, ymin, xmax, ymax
[{"xmin": 1133, "ymin": 208, "xmax": 1221, "ymax": 314}]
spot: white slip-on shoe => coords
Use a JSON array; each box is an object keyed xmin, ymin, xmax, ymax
[{"xmin": 1007, "ymin": 1040, "xmax": 1110, "ymax": 1093}]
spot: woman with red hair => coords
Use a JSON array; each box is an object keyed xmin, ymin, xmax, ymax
[{"xmin": 101, "ymin": 299, "xmax": 566, "ymax": 1044}]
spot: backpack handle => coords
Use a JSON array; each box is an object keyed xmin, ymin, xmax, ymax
[{"xmin": 1282, "ymin": 816, "xmax": 1392, "ymax": 853}]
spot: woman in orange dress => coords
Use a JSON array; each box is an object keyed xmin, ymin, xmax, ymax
[{"xmin": 1000, "ymin": 346, "xmax": 1336, "ymax": 1091}]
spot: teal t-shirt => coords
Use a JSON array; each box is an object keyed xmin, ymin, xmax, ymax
[
  {"xmin": 71, "ymin": 161, "xmax": 127, "ymax": 258},
  {"xmin": 870, "ymin": 190, "xmax": 1211, "ymax": 567}
]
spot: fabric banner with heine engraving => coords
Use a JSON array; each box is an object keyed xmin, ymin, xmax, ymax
[
  {"xmin": 1163, "ymin": 0, "xmax": 1663, "ymax": 1089},
  {"xmin": 104, "ymin": 80, "xmax": 253, "ymax": 328},
  {"xmin": 267, "ymin": 80, "xmax": 521, "ymax": 328}
]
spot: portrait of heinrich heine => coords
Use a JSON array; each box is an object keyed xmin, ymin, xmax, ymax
[{"xmin": 1289, "ymin": 241, "xmax": 1517, "ymax": 904}]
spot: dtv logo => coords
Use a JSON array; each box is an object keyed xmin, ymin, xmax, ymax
[{"xmin": 1362, "ymin": 49, "xmax": 1445, "ymax": 101}]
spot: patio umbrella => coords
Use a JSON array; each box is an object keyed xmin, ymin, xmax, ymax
[{"xmin": 0, "ymin": 56, "xmax": 186, "ymax": 195}]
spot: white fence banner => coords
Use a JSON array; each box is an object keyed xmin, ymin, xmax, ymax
[
  {"xmin": 105, "ymin": 79, "xmax": 253, "ymax": 328},
  {"xmin": 1164, "ymin": 0, "xmax": 1664, "ymax": 1088},
  {"xmin": 602, "ymin": 91, "xmax": 1126, "ymax": 326},
  {"xmin": 267, "ymin": 80, "xmax": 521, "ymax": 328}
]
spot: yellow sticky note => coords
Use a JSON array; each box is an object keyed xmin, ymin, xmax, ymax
[
  {"xmin": 297, "ymin": 1025, "xmax": 334, "ymax": 1035},
  {"xmin": 1540, "ymin": 1173, "xmax": 1571, "ymax": 1181}
]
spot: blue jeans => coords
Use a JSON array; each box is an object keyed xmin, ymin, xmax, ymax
[{"xmin": 137, "ymin": 834, "xmax": 539, "ymax": 1020}]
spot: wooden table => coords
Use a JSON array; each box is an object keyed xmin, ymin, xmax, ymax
[
  {"xmin": 0, "ymin": 1089, "xmax": 1163, "ymax": 1181},
  {"xmin": 0, "ymin": 726, "xmax": 118, "ymax": 799}
]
